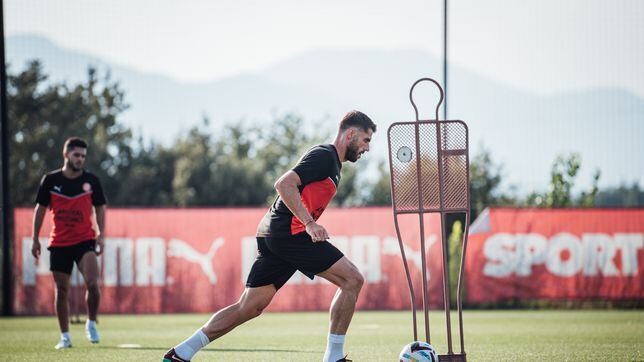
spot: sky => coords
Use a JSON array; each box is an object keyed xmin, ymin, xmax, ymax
[
  {"xmin": 6, "ymin": 0, "xmax": 644, "ymax": 98},
  {"xmin": 4, "ymin": 0, "xmax": 644, "ymax": 194}
]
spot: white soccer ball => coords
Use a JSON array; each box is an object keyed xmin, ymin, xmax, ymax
[{"xmin": 399, "ymin": 341, "xmax": 439, "ymax": 362}]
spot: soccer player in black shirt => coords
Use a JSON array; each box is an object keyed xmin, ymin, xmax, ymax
[
  {"xmin": 31, "ymin": 137, "xmax": 107, "ymax": 349},
  {"xmin": 164, "ymin": 111, "xmax": 376, "ymax": 362}
]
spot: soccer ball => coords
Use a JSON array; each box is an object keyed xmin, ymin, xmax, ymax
[{"xmin": 399, "ymin": 341, "xmax": 439, "ymax": 362}]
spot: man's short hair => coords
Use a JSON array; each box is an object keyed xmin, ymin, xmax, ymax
[
  {"xmin": 63, "ymin": 137, "xmax": 88, "ymax": 153},
  {"xmin": 340, "ymin": 110, "xmax": 377, "ymax": 133}
]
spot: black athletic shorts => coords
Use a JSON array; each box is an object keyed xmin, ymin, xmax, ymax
[
  {"xmin": 48, "ymin": 239, "xmax": 96, "ymax": 274},
  {"xmin": 246, "ymin": 232, "xmax": 344, "ymax": 290}
]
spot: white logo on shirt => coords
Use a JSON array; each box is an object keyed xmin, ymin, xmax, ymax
[{"xmin": 53, "ymin": 185, "xmax": 62, "ymax": 192}]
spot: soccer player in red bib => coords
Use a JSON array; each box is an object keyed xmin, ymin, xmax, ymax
[
  {"xmin": 31, "ymin": 137, "xmax": 107, "ymax": 349},
  {"xmin": 164, "ymin": 111, "xmax": 376, "ymax": 362}
]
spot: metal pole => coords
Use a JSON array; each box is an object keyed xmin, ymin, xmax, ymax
[
  {"xmin": 0, "ymin": 0, "xmax": 14, "ymax": 316},
  {"xmin": 443, "ymin": 0, "xmax": 448, "ymax": 121},
  {"xmin": 414, "ymin": 122, "xmax": 431, "ymax": 343}
]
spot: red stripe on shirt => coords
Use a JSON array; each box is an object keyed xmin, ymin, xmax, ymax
[
  {"xmin": 291, "ymin": 178, "xmax": 337, "ymax": 235},
  {"xmin": 49, "ymin": 192, "xmax": 96, "ymax": 247}
]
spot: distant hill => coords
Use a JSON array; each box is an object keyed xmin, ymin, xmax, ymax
[{"xmin": 6, "ymin": 34, "xmax": 644, "ymax": 192}]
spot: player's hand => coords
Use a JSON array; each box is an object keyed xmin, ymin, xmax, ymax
[
  {"xmin": 31, "ymin": 238, "xmax": 41, "ymax": 259},
  {"xmin": 306, "ymin": 222, "xmax": 329, "ymax": 242},
  {"xmin": 96, "ymin": 234, "xmax": 105, "ymax": 255}
]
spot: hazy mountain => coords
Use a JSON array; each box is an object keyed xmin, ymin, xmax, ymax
[
  {"xmin": 6, "ymin": 34, "xmax": 349, "ymax": 139},
  {"xmin": 6, "ymin": 34, "xmax": 644, "ymax": 193}
]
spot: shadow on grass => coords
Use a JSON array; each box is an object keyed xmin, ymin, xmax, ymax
[{"xmin": 99, "ymin": 346, "xmax": 319, "ymax": 354}]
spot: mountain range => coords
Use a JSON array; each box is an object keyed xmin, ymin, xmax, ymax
[{"xmin": 6, "ymin": 34, "xmax": 644, "ymax": 193}]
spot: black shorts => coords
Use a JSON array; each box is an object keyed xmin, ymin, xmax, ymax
[
  {"xmin": 246, "ymin": 232, "xmax": 344, "ymax": 290},
  {"xmin": 49, "ymin": 240, "xmax": 96, "ymax": 274}
]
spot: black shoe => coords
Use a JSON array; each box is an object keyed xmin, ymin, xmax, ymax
[
  {"xmin": 336, "ymin": 355, "xmax": 352, "ymax": 362},
  {"xmin": 163, "ymin": 348, "xmax": 190, "ymax": 362}
]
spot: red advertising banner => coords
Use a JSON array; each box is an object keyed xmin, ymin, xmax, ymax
[
  {"xmin": 466, "ymin": 208, "xmax": 644, "ymax": 303},
  {"xmin": 14, "ymin": 207, "xmax": 448, "ymax": 315}
]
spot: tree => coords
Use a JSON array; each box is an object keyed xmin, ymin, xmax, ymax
[
  {"xmin": 469, "ymin": 146, "xmax": 512, "ymax": 220},
  {"xmin": 160, "ymin": 113, "xmax": 366, "ymax": 206},
  {"xmin": 6, "ymin": 61, "xmax": 389, "ymax": 207},
  {"xmin": 363, "ymin": 162, "xmax": 392, "ymax": 206},
  {"xmin": 8, "ymin": 61, "xmax": 133, "ymax": 206},
  {"xmin": 146, "ymin": 118, "xmax": 268, "ymax": 206},
  {"xmin": 546, "ymin": 153, "xmax": 580, "ymax": 207},
  {"xmin": 254, "ymin": 113, "xmax": 324, "ymax": 191},
  {"xmin": 525, "ymin": 153, "xmax": 601, "ymax": 207},
  {"xmin": 594, "ymin": 183, "xmax": 644, "ymax": 207},
  {"xmin": 333, "ymin": 162, "xmax": 359, "ymax": 206},
  {"xmin": 117, "ymin": 138, "xmax": 176, "ymax": 206},
  {"xmin": 363, "ymin": 144, "xmax": 513, "ymax": 221},
  {"xmin": 579, "ymin": 170, "xmax": 601, "ymax": 207}
]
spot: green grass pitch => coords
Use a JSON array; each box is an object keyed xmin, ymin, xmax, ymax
[{"xmin": 0, "ymin": 310, "xmax": 642, "ymax": 361}]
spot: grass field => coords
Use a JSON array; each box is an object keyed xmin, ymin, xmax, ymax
[{"xmin": 0, "ymin": 310, "xmax": 642, "ymax": 361}]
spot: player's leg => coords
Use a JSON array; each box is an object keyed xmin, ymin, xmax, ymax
[
  {"xmin": 202, "ymin": 236, "xmax": 291, "ymax": 339},
  {"xmin": 166, "ymin": 285, "xmax": 277, "ymax": 362},
  {"xmin": 164, "ymin": 237, "xmax": 292, "ymax": 361},
  {"xmin": 202, "ymin": 285, "xmax": 277, "ymax": 339},
  {"xmin": 317, "ymin": 256, "xmax": 364, "ymax": 362},
  {"xmin": 317, "ymin": 257, "xmax": 364, "ymax": 334},
  {"xmin": 269, "ymin": 232, "xmax": 363, "ymax": 362},
  {"xmin": 77, "ymin": 244, "xmax": 100, "ymax": 321},
  {"xmin": 52, "ymin": 271, "xmax": 72, "ymax": 336},
  {"xmin": 77, "ymin": 242, "xmax": 101, "ymax": 343},
  {"xmin": 50, "ymin": 246, "xmax": 75, "ymax": 349}
]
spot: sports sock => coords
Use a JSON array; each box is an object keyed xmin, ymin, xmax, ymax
[
  {"xmin": 61, "ymin": 331, "xmax": 71, "ymax": 340},
  {"xmin": 323, "ymin": 333, "xmax": 345, "ymax": 362},
  {"xmin": 174, "ymin": 328, "xmax": 210, "ymax": 360},
  {"xmin": 86, "ymin": 320, "xmax": 97, "ymax": 329}
]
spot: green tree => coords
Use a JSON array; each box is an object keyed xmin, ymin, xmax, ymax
[
  {"xmin": 8, "ymin": 61, "xmax": 133, "ymax": 206},
  {"xmin": 7, "ymin": 62, "xmax": 376, "ymax": 207},
  {"xmin": 254, "ymin": 113, "xmax": 324, "ymax": 189},
  {"xmin": 333, "ymin": 162, "xmax": 359, "ymax": 206},
  {"xmin": 363, "ymin": 161, "xmax": 392, "ymax": 206},
  {"xmin": 162, "ymin": 119, "xmax": 269, "ymax": 206},
  {"xmin": 162, "ymin": 113, "xmax": 366, "ymax": 207},
  {"xmin": 594, "ymin": 183, "xmax": 644, "ymax": 207},
  {"xmin": 469, "ymin": 146, "xmax": 512, "ymax": 220},
  {"xmin": 526, "ymin": 153, "xmax": 600, "ymax": 207},
  {"xmin": 363, "ymin": 145, "xmax": 513, "ymax": 219},
  {"xmin": 546, "ymin": 153, "xmax": 580, "ymax": 207},
  {"xmin": 579, "ymin": 170, "xmax": 601, "ymax": 207},
  {"xmin": 118, "ymin": 138, "xmax": 176, "ymax": 206}
]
